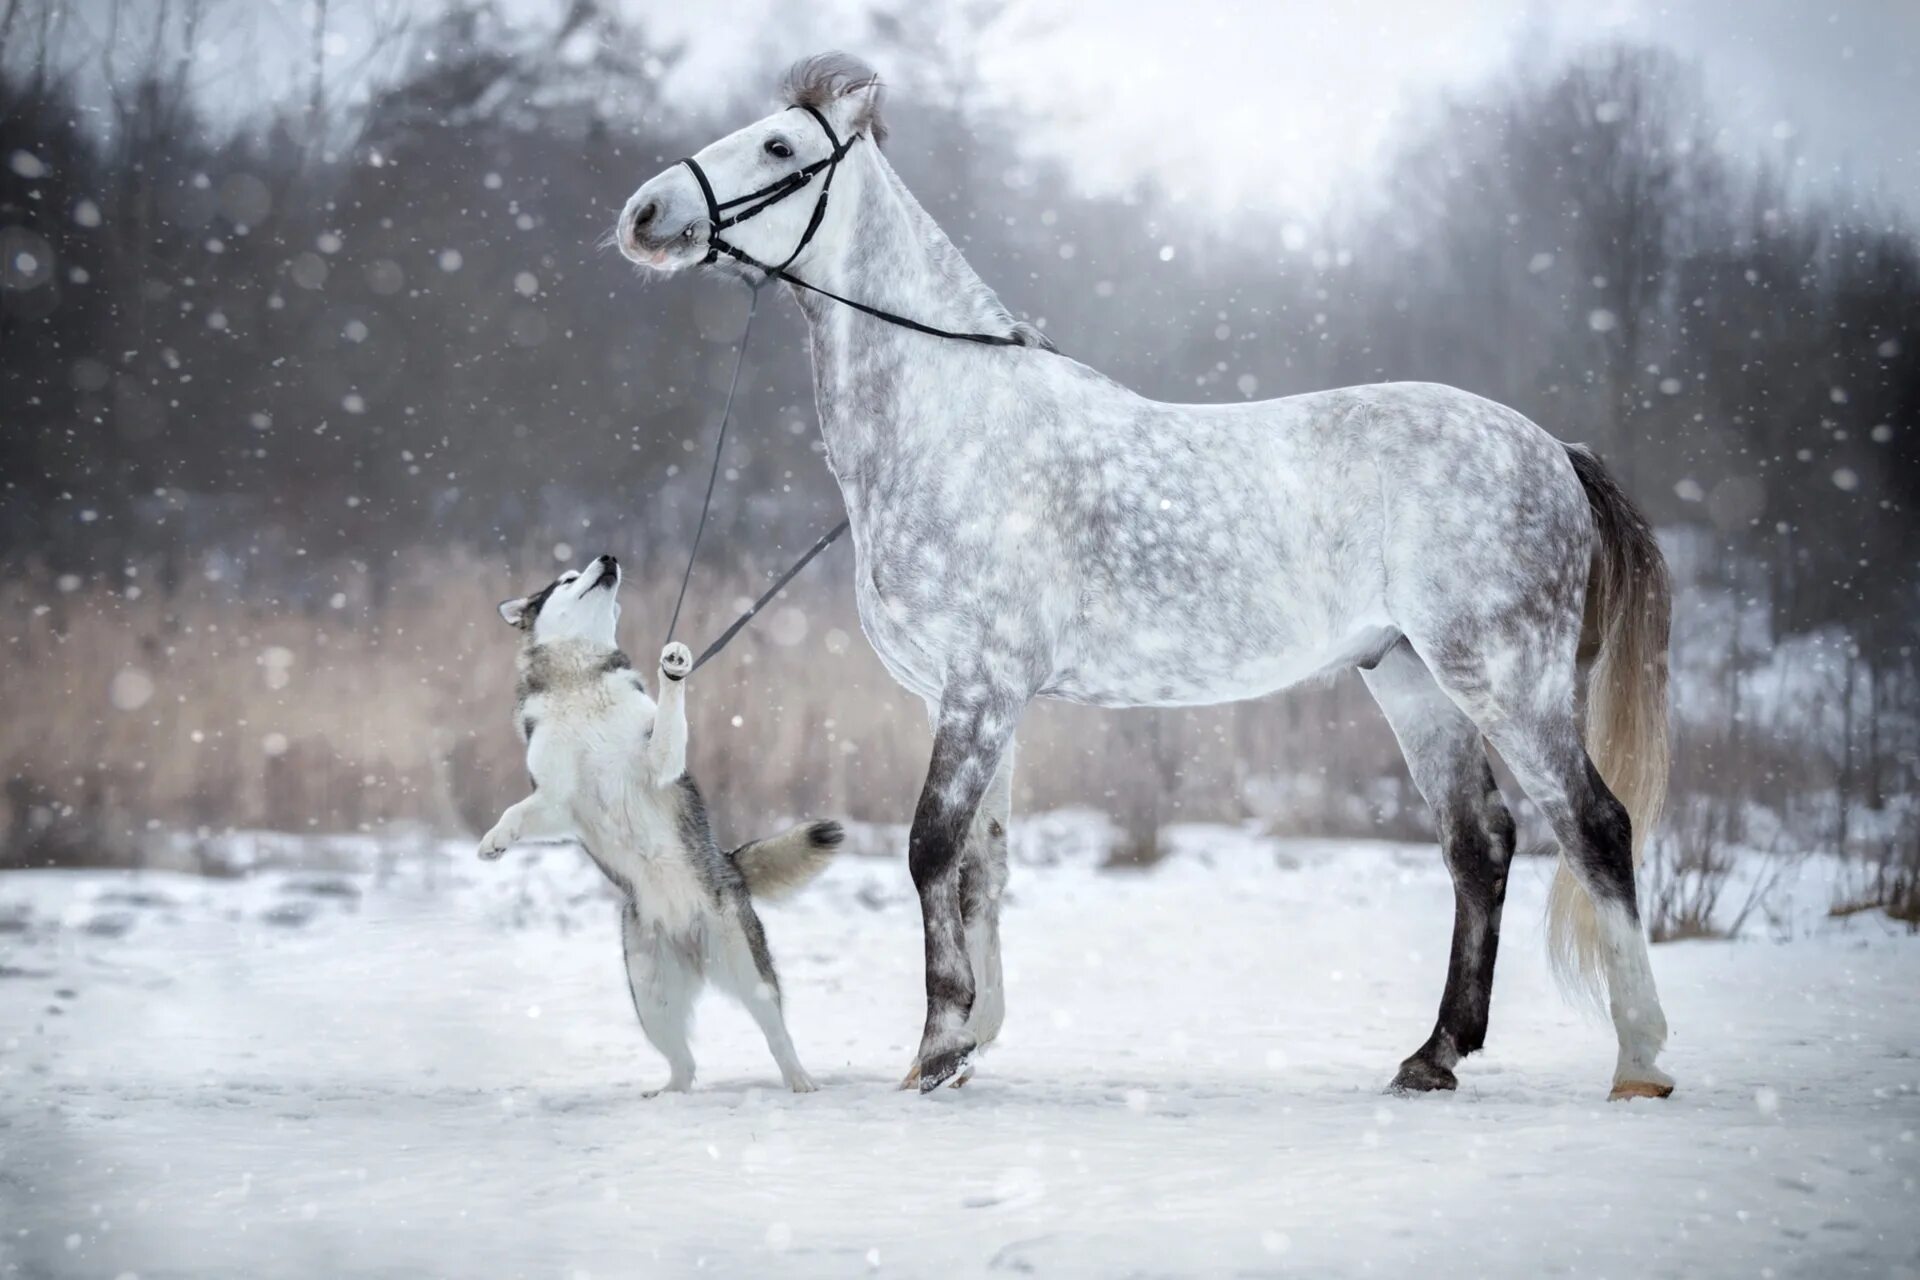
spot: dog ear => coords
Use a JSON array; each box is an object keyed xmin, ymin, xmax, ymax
[{"xmin": 498, "ymin": 596, "xmax": 531, "ymax": 628}]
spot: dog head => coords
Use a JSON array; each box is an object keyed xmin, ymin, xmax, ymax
[{"xmin": 498, "ymin": 554, "xmax": 622, "ymax": 647}]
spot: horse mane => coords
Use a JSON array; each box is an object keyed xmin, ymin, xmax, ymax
[
  {"xmin": 869, "ymin": 147, "xmax": 1056, "ymax": 351},
  {"xmin": 781, "ymin": 52, "xmax": 889, "ymax": 147},
  {"xmin": 781, "ymin": 52, "xmax": 1053, "ymax": 351}
]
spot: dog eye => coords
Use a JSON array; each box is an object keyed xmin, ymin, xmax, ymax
[
  {"xmin": 764, "ymin": 137, "xmax": 793, "ymax": 160},
  {"xmin": 561, "ymin": 573, "xmax": 578, "ymax": 583}
]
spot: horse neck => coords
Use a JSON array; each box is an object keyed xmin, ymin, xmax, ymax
[{"xmin": 790, "ymin": 145, "xmax": 1023, "ymax": 476}]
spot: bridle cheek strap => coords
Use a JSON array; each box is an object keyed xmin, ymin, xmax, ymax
[
  {"xmin": 674, "ymin": 105, "xmax": 1031, "ymax": 348},
  {"xmin": 680, "ymin": 104, "xmax": 852, "ymax": 273}
]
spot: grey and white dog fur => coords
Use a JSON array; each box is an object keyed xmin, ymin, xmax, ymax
[
  {"xmin": 481, "ymin": 553, "xmax": 843, "ymax": 1094},
  {"xmin": 618, "ymin": 54, "xmax": 1677, "ymax": 1102}
]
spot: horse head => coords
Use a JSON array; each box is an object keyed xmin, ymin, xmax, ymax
[{"xmin": 616, "ymin": 52, "xmax": 887, "ymax": 279}]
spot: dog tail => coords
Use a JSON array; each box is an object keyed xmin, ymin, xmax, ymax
[{"xmin": 732, "ymin": 820, "xmax": 844, "ymax": 901}]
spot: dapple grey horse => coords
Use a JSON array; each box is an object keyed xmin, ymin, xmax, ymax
[{"xmin": 617, "ymin": 53, "xmax": 1675, "ymax": 1101}]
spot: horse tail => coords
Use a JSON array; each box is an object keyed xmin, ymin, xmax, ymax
[{"xmin": 1548, "ymin": 444, "xmax": 1672, "ymax": 1005}]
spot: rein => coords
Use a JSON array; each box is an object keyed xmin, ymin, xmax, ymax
[{"xmin": 661, "ymin": 282, "xmax": 849, "ymax": 676}]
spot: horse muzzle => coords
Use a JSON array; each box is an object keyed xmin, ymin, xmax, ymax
[
  {"xmin": 618, "ymin": 178, "xmax": 709, "ymax": 270},
  {"xmin": 618, "ymin": 222, "xmax": 705, "ymax": 271}
]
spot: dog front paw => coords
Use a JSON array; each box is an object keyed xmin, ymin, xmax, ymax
[
  {"xmin": 659, "ymin": 641, "xmax": 692, "ymax": 682},
  {"xmin": 477, "ymin": 822, "xmax": 518, "ymax": 861}
]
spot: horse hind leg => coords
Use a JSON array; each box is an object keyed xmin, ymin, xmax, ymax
[
  {"xmin": 1363, "ymin": 640, "xmax": 1516, "ymax": 1093},
  {"xmin": 1495, "ymin": 731, "xmax": 1673, "ymax": 1099},
  {"xmin": 1409, "ymin": 634, "xmax": 1673, "ymax": 1100}
]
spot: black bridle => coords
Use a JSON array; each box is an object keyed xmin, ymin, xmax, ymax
[
  {"xmin": 680, "ymin": 104, "xmax": 855, "ymax": 278},
  {"xmin": 676, "ymin": 105, "xmax": 1031, "ymax": 348}
]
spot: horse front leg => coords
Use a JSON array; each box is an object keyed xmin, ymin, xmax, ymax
[
  {"xmin": 903, "ymin": 741, "xmax": 1015, "ymax": 1090},
  {"xmin": 961, "ymin": 743, "xmax": 1014, "ymax": 1049},
  {"xmin": 903, "ymin": 681, "xmax": 1024, "ymax": 1093}
]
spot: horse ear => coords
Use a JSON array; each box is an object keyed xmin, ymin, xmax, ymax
[
  {"xmin": 845, "ymin": 77, "xmax": 887, "ymax": 146},
  {"xmin": 783, "ymin": 53, "xmax": 889, "ymax": 145}
]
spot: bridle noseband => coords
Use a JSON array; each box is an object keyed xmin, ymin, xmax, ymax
[
  {"xmin": 673, "ymin": 105, "xmax": 1032, "ymax": 348},
  {"xmin": 679, "ymin": 104, "xmax": 857, "ymax": 277}
]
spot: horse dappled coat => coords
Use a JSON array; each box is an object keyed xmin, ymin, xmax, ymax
[{"xmin": 616, "ymin": 54, "xmax": 1676, "ymax": 1102}]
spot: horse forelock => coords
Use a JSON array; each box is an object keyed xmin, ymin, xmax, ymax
[{"xmin": 780, "ymin": 51, "xmax": 889, "ymax": 147}]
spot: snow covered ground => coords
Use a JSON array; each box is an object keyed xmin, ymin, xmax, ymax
[{"xmin": 2, "ymin": 818, "xmax": 1916, "ymax": 1278}]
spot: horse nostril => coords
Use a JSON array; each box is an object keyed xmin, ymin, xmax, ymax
[{"xmin": 632, "ymin": 201, "xmax": 658, "ymax": 234}]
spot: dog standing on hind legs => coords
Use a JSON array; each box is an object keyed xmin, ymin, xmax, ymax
[{"xmin": 478, "ymin": 552, "xmax": 842, "ymax": 1094}]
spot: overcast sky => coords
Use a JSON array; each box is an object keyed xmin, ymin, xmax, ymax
[
  {"xmin": 641, "ymin": 0, "xmax": 1920, "ymax": 218},
  {"xmin": 47, "ymin": 0, "xmax": 1920, "ymax": 219}
]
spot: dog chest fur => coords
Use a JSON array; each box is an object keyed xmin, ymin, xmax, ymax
[{"xmin": 519, "ymin": 647, "xmax": 713, "ymax": 937}]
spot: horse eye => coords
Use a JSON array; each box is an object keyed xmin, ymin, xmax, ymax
[{"xmin": 764, "ymin": 138, "xmax": 793, "ymax": 160}]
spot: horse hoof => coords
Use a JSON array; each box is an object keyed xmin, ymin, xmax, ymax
[
  {"xmin": 1389, "ymin": 1057, "xmax": 1458, "ymax": 1094},
  {"xmin": 1608, "ymin": 1078, "xmax": 1675, "ymax": 1101},
  {"xmin": 915, "ymin": 1046, "xmax": 974, "ymax": 1094},
  {"xmin": 898, "ymin": 1060, "xmax": 920, "ymax": 1091}
]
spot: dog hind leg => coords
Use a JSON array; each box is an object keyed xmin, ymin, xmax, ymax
[
  {"xmin": 621, "ymin": 902, "xmax": 700, "ymax": 1094},
  {"xmin": 711, "ymin": 902, "xmax": 817, "ymax": 1093}
]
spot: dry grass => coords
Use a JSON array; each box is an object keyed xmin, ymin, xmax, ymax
[
  {"xmin": 0, "ymin": 551, "xmax": 1414, "ymax": 867},
  {"xmin": 10, "ymin": 549, "xmax": 1898, "ymax": 898},
  {"xmin": 1644, "ymin": 795, "xmax": 1796, "ymax": 942},
  {"xmin": 1828, "ymin": 817, "xmax": 1920, "ymax": 931}
]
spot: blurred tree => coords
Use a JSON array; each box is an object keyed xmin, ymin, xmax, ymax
[{"xmin": 0, "ymin": 7, "xmax": 1913, "ymax": 843}]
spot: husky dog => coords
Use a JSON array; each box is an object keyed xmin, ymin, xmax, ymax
[{"xmin": 480, "ymin": 553, "xmax": 842, "ymax": 1094}]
